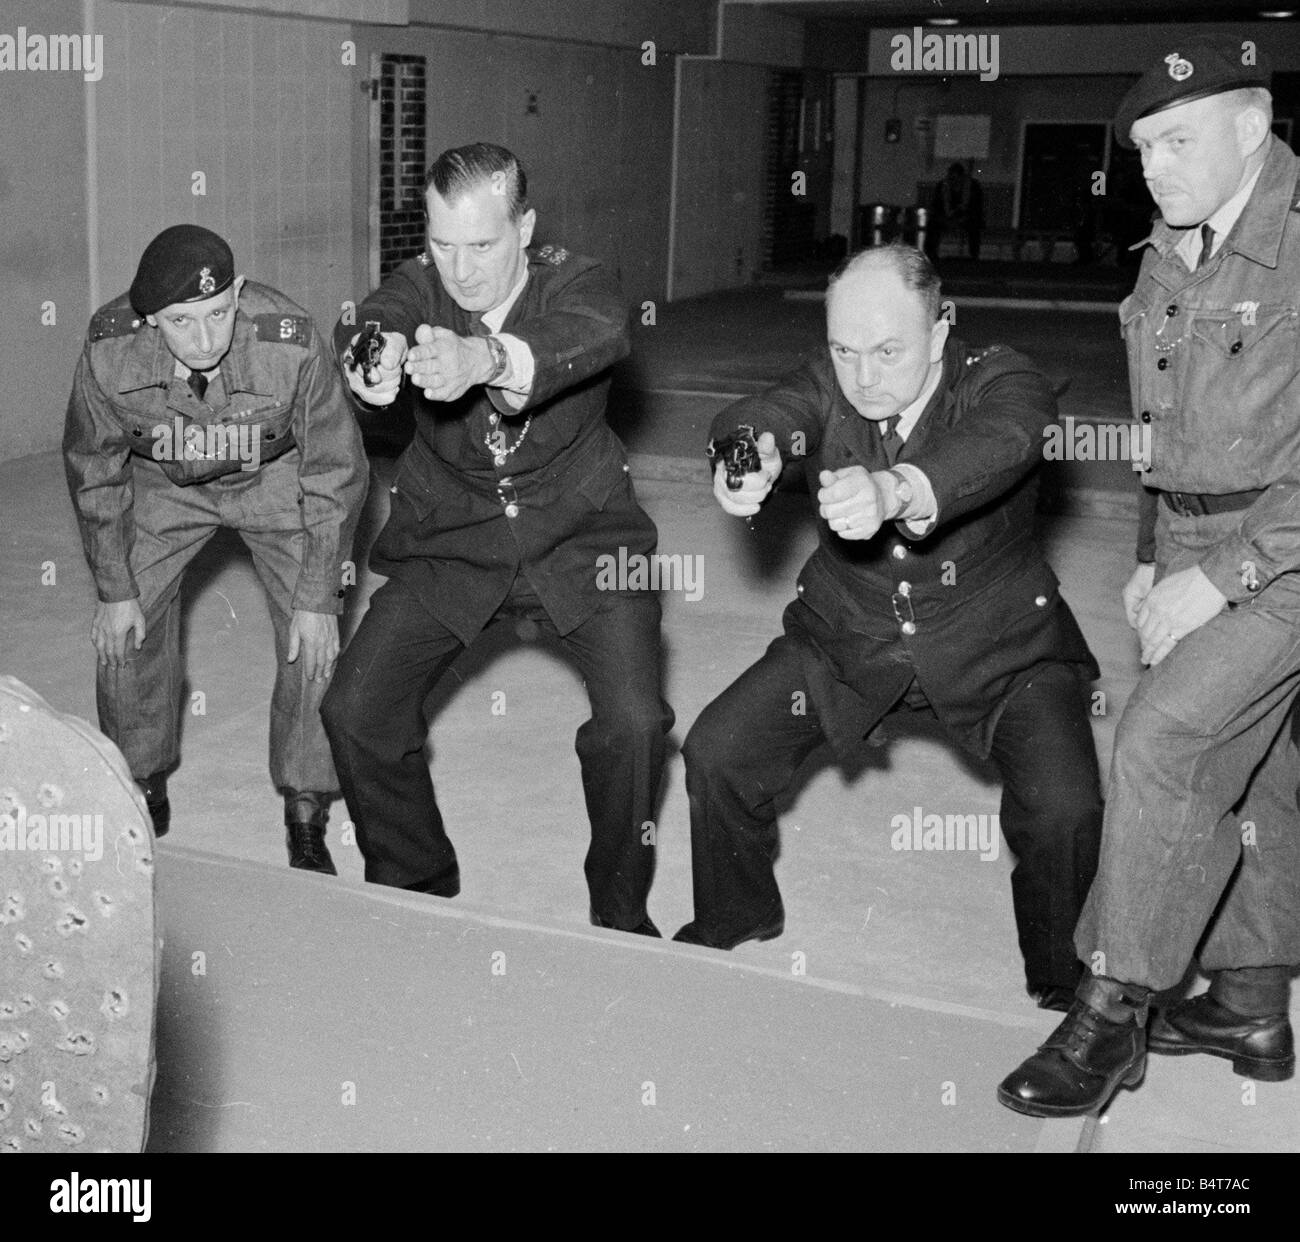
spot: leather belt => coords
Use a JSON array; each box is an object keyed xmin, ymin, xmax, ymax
[{"xmin": 1160, "ymin": 488, "xmax": 1264, "ymax": 517}]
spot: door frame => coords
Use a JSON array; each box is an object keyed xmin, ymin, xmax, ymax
[{"xmin": 1013, "ymin": 118, "xmax": 1112, "ymax": 230}]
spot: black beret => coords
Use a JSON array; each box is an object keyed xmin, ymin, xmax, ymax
[
  {"xmin": 1115, "ymin": 35, "xmax": 1273, "ymax": 150},
  {"xmin": 129, "ymin": 225, "xmax": 235, "ymax": 316}
]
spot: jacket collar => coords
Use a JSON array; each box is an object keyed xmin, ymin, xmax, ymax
[
  {"xmin": 1131, "ymin": 138, "xmax": 1298, "ymax": 271},
  {"xmin": 115, "ymin": 309, "xmax": 275, "ymax": 399}
]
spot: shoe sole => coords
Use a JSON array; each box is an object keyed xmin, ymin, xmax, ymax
[
  {"xmin": 0, "ymin": 676, "xmax": 159, "ymax": 1153},
  {"xmin": 996, "ymin": 1056, "xmax": 1146, "ymax": 1119},
  {"xmin": 1147, "ymin": 1039, "xmax": 1295, "ymax": 1082}
]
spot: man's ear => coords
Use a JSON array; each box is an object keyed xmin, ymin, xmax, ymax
[
  {"xmin": 145, "ymin": 314, "xmax": 158, "ymax": 328},
  {"xmin": 517, "ymin": 208, "xmax": 537, "ymax": 249},
  {"xmin": 929, "ymin": 314, "xmax": 951, "ymax": 362},
  {"xmin": 1236, "ymin": 100, "xmax": 1271, "ymax": 159},
  {"xmin": 231, "ymin": 274, "xmax": 247, "ymax": 307}
]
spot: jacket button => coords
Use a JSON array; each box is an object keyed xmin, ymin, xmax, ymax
[
  {"xmin": 1165, "ymin": 305, "xmax": 1177, "ymax": 317},
  {"xmin": 900, "ymin": 621, "xmax": 916, "ymax": 636},
  {"xmin": 1230, "ymin": 341, "xmax": 1243, "ymax": 354},
  {"xmin": 1156, "ymin": 358, "xmax": 1168, "ymax": 370},
  {"xmin": 796, "ymin": 583, "xmax": 804, "ymax": 594},
  {"xmin": 504, "ymin": 503, "xmax": 520, "ymax": 518},
  {"xmin": 891, "ymin": 544, "xmax": 906, "ymax": 560},
  {"xmin": 1141, "ymin": 411, "xmax": 1151, "ymax": 423},
  {"xmin": 1035, "ymin": 595, "xmax": 1048, "ymax": 606},
  {"xmin": 132, "ymin": 428, "xmax": 143, "ymax": 437},
  {"xmin": 897, "ymin": 581, "xmax": 911, "ymax": 596}
]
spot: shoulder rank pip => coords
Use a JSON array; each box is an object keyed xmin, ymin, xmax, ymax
[{"xmin": 89, "ymin": 307, "xmax": 143, "ymax": 343}]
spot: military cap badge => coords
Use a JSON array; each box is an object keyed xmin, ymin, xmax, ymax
[{"xmin": 1164, "ymin": 52, "xmax": 1193, "ymax": 82}]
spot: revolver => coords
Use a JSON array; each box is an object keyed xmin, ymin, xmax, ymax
[
  {"xmin": 707, "ymin": 423, "xmax": 763, "ymax": 491},
  {"xmin": 347, "ymin": 320, "xmax": 386, "ymax": 387}
]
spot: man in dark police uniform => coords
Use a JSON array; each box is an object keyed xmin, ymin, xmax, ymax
[
  {"xmin": 674, "ymin": 244, "xmax": 1104, "ymax": 1011},
  {"xmin": 322, "ymin": 143, "xmax": 673, "ymax": 935},
  {"xmin": 1001, "ymin": 37, "xmax": 1299, "ymax": 1118},
  {"xmin": 63, "ymin": 225, "xmax": 368, "ymax": 871}
]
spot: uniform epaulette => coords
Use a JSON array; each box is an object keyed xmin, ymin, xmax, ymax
[
  {"xmin": 965, "ymin": 345, "xmax": 1003, "ymax": 367},
  {"xmin": 89, "ymin": 307, "xmax": 143, "ymax": 343},
  {"xmin": 536, "ymin": 244, "xmax": 569, "ymax": 266},
  {"xmin": 252, "ymin": 312, "xmax": 311, "ymax": 347}
]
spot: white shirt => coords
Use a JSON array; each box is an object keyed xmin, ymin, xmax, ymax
[
  {"xmin": 480, "ymin": 265, "xmax": 535, "ymax": 407},
  {"xmin": 1175, "ymin": 161, "xmax": 1265, "ymax": 270}
]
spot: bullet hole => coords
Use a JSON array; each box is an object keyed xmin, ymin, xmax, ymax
[
  {"xmin": 55, "ymin": 908, "xmax": 88, "ymax": 937},
  {"xmin": 48, "ymin": 999, "xmax": 70, "ymax": 1022},
  {"xmin": 0, "ymin": 789, "xmax": 19, "ymax": 815},
  {"xmin": 17, "ymin": 995, "xmax": 34, "ymax": 1013},
  {"xmin": 13, "ymin": 933, "xmax": 32, "ymax": 953},
  {"xmin": 40, "ymin": 856, "xmax": 62, "ymax": 874},
  {"xmin": 55, "ymin": 1032, "xmax": 95, "ymax": 1056},
  {"xmin": 1, "ymin": 1137, "xmax": 19, "ymax": 1151},
  {"xmin": 93, "ymin": 891, "xmax": 115, "ymax": 916},
  {"xmin": 25, "ymin": 1117, "xmax": 41, "ymax": 1137},
  {"xmin": 67, "ymin": 859, "xmax": 82, "ymax": 878},
  {"xmin": 41, "ymin": 960, "xmax": 64, "ymax": 980},
  {"xmin": 57, "ymin": 1121, "xmax": 85, "ymax": 1145},
  {"xmin": 47, "ymin": 877, "xmax": 68, "ymax": 898},
  {"xmin": 0, "ymin": 1073, "xmax": 14, "ymax": 1092},
  {"xmin": 91, "ymin": 1084, "xmax": 110, "ymax": 1105},
  {"xmin": 0, "ymin": 1001, "xmax": 16, "ymax": 1019},
  {"xmin": 100, "ymin": 988, "xmax": 128, "ymax": 1020},
  {"xmin": 3, "ymin": 892, "xmax": 26, "ymax": 923},
  {"xmin": 37, "ymin": 783, "xmax": 64, "ymax": 809},
  {"xmin": 135, "ymin": 856, "xmax": 154, "ymax": 875}
]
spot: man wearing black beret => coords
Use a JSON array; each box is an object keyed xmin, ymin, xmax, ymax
[
  {"xmin": 64, "ymin": 225, "xmax": 368, "ymax": 871},
  {"xmin": 1000, "ymin": 35, "xmax": 1299, "ymax": 1117}
]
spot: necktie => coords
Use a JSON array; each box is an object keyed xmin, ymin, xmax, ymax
[
  {"xmin": 880, "ymin": 415, "xmax": 904, "ymax": 465},
  {"xmin": 467, "ymin": 313, "xmax": 490, "ymax": 338},
  {"xmin": 187, "ymin": 370, "xmax": 209, "ymax": 401},
  {"xmin": 1195, "ymin": 223, "xmax": 1215, "ymax": 270}
]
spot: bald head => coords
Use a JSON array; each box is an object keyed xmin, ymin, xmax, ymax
[{"xmin": 825, "ymin": 246, "xmax": 949, "ymax": 423}]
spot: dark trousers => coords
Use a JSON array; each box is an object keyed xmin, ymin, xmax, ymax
[
  {"xmin": 682, "ymin": 636, "xmax": 1103, "ymax": 990},
  {"xmin": 321, "ymin": 571, "xmax": 673, "ymax": 928}
]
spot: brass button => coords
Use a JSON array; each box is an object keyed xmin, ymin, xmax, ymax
[
  {"xmin": 891, "ymin": 544, "xmax": 906, "ymax": 560},
  {"xmin": 1035, "ymin": 594, "xmax": 1048, "ymax": 606},
  {"xmin": 1157, "ymin": 358, "xmax": 1168, "ymax": 370},
  {"xmin": 504, "ymin": 503, "xmax": 519, "ymax": 518},
  {"xmin": 901, "ymin": 621, "xmax": 916, "ymax": 636},
  {"xmin": 897, "ymin": 581, "xmax": 911, "ymax": 596}
]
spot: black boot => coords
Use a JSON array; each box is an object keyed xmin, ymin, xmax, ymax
[
  {"xmin": 284, "ymin": 791, "xmax": 336, "ymax": 875},
  {"xmin": 1149, "ymin": 967, "xmax": 1294, "ymax": 1082},
  {"xmin": 592, "ymin": 912, "xmax": 662, "ymax": 938},
  {"xmin": 997, "ymin": 974, "xmax": 1150, "ymax": 1117},
  {"xmin": 135, "ymin": 771, "xmax": 171, "ymax": 839}
]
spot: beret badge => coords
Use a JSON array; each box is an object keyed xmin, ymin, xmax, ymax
[
  {"xmin": 198, "ymin": 266, "xmax": 216, "ymax": 296},
  {"xmin": 1165, "ymin": 52, "xmax": 1194, "ymax": 82}
]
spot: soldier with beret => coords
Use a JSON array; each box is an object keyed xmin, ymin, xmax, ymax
[
  {"xmin": 320, "ymin": 143, "xmax": 673, "ymax": 934},
  {"xmin": 1000, "ymin": 36, "xmax": 1299, "ymax": 1118},
  {"xmin": 673, "ymin": 243, "xmax": 1104, "ymax": 1013},
  {"xmin": 63, "ymin": 224, "xmax": 368, "ymax": 871}
]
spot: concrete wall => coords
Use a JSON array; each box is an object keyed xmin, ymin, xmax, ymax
[
  {"xmin": 348, "ymin": 23, "xmax": 677, "ymax": 309},
  {"xmin": 0, "ymin": 0, "xmax": 91, "ymax": 463}
]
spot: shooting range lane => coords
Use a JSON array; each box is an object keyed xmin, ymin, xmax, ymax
[{"xmin": 144, "ymin": 845, "xmax": 1068, "ymax": 1153}]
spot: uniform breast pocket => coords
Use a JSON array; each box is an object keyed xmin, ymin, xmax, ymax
[
  {"xmin": 981, "ymin": 559, "xmax": 1061, "ymax": 646},
  {"xmin": 238, "ymin": 402, "xmax": 295, "ymax": 454},
  {"xmin": 574, "ymin": 440, "xmax": 632, "ymax": 513},
  {"xmin": 1189, "ymin": 305, "xmax": 1299, "ymax": 434},
  {"xmin": 388, "ymin": 459, "xmax": 438, "ymax": 523}
]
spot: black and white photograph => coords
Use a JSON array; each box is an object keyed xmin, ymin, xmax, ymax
[{"xmin": 1, "ymin": 0, "xmax": 1299, "ymax": 1193}]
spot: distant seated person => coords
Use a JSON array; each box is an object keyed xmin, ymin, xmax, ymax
[{"xmin": 926, "ymin": 163, "xmax": 984, "ymax": 261}]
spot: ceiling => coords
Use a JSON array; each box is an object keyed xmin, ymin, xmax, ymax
[{"xmin": 765, "ymin": 0, "xmax": 1297, "ymax": 27}]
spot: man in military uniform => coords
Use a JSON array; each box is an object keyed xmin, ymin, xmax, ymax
[
  {"xmin": 64, "ymin": 225, "xmax": 368, "ymax": 872},
  {"xmin": 674, "ymin": 244, "xmax": 1104, "ymax": 1011},
  {"xmin": 1000, "ymin": 37, "xmax": 1299, "ymax": 1119},
  {"xmin": 321, "ymin": 143, "xmax": 673, "ymax": 934}
]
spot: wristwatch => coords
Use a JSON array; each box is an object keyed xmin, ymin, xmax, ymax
[
  {"xmin": 887, "ymin": 467, "xmax": 914, "ymax": 518},
  {"xmin": 484, "ymin": 334, "xmax": 509, "ymax": 384}
]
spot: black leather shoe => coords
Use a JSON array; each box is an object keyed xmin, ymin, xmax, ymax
[
  {"xmin": 404, "ymin": 861, "xmax": 461, "ymax": 898},
  {"xmin": 135, "ymin": 772, "xmax": 170, "ymax": 839},
  {"xmin": 284, "ymin": 791, "xmax": 336, "ymax": 875},
  {"xmin": 1148, "ymin": 994, "xmax": 1295, "ymax": 1082},
  {"xmin": 672, "ymin": 915, "xmax": 784, "ymax": 950},
  {"xmin": 592, "ymin": 914, "xmax": 662, "ymax": 937},
  {"xmin": 1030, "ymin": 985, "xmax": 1077, "ymax": 1013},
  {"xmin": 997, "ymin": 975, "xmax": 1149, "ymax": 1118}
]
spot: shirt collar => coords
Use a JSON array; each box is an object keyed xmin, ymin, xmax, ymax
[
  {"xmin": 894, "ymin": 360, "xmax": 945, "ymax": 441},
  {"xmin": 1176, "ymin": 161, "xmax": 1265, "ymax": 268},
  {"xmin": 480, "ymin": 265, "xmax": 530, "ymax": 334}
]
